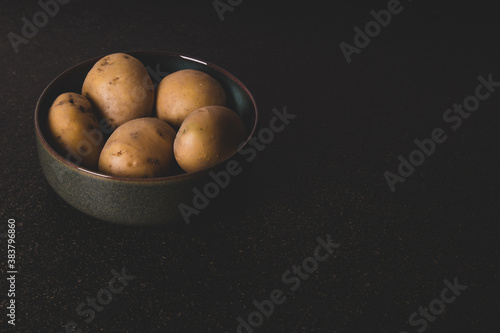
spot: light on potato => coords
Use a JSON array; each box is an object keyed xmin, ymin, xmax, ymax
[
  {"xmin": 82, "ymin": 53, "xmax": 154, "ymax": 130},
  {"xmin": 98, "ymin": 117, "xmax": 176, "ymax": 178},
  {"xmin": 155, "ymin": 69, "xmax": 226, "ymax": 128},
  {"xmin": 173, "ymin": 105, "xmax": 246, "ymax": 173},
  {"xmin": 47, "ymin": 92, "xmax": 104, "ymax": 170}
]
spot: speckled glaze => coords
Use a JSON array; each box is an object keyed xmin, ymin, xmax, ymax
[{"xmin": 35, "ymin": 51, "xmax": 258, "ymax": 226}]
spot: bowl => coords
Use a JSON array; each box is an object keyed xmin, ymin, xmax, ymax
[{"xmin": 35, "ymin": 51, "xmax": 258, "ymax": 226}]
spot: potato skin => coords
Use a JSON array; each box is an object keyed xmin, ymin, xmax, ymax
[
  {"xmin": 155, "ymin": 69, "xmax": 226, "ymax": 128},
  {"xmin": 48, "ymin": 92, "xmax": 104, "ymax": 170},
  {"xmin": 82, "ymin": 53, "xmax": 154, "ymax": 130},
  {"xmin": 98, "ymin": 117, "xmax": 176, "ymax": 178},
  {"xmin": 174, "ymin": 105, "xmax": 246, "ymax": 173}
]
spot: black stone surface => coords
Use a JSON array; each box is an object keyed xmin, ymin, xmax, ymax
[{"xmin": 1, "ymin": 1, "xmax": 500, "ymax": 332}]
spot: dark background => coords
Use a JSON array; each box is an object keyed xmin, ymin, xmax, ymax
[{"xmin": 1, "ymin": 0, "xmax": 500, "ymax": 332}]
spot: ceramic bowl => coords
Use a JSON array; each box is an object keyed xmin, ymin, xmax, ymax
[{"xmin": 35, "ymin": 51, "xmax": 258, "ymax": 226}]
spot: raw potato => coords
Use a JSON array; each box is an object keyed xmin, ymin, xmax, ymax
[
  {"xmin": 82, "ymin": 53, "xmax": 154, "ymax": 130},
  {"xmin": 48, "ymin": 92, "xmax": 104, "ymax": 170},
  {"xmin": 156, "ymin": 69, "xmax": 226, "ymax": 128},
  {"xmin": 174, "ymin": 105, "xmax": 246, "ymax": 173},
  {"xmin": 98, "ymin": 117, "xmax": 176, "ymax": 178}
]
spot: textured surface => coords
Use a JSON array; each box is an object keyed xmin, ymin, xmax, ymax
[{"xmin": 1, "ymin": 1, "xmax": 500, "ymax": 332}]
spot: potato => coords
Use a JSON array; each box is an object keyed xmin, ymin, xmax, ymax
[
  {"xmin": 174, "ymin": 105, "xmax": 246, "ymax": 173},
  {"xmin": 82, "ymin": 53, "xmax": 154, "ymax": 130},
  {"xmin": 155, "ymin": 69, "xmax": 226, "ymax": 128},
  {"xmin": 98, "ymin": 117, "xmax": 176, "ymax": 178},
  {"xmin": 48, "ymin": 92, "xmax": 104, "ymax": 170}
]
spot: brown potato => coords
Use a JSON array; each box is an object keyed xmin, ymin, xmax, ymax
[
  {"xmin": 174, "ymin": 105, "xmax": 246, "ymax": 173},
  {"xmin": 82, "ymin": 53, "xmax": 154, "ymax": 130},
  {"xmin": 47, "ymin": 92, "xmax": 104, "ymax": 170},
  {"xmin": 155, "ymin": 69, "xmax": 226, "ymax": 128},
  {"xmin": 98, "ymin": 117, "xmax": 176, "ymax": 178}
]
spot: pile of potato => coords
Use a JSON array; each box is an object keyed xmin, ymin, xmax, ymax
[{"xmin": 47, "ymin": 53, "xmax": 247, "ymax": 178}]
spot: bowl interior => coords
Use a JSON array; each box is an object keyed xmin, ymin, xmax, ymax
[{"xmin": 35, "ymin": 50, "xmax": 258, "ymax": 180}]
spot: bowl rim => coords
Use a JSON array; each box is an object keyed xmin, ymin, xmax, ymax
[{"xmin": 34, "ymin": 50, "xmax": 258, "ymax": 182}]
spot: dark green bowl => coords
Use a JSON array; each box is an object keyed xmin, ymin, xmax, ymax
[{"xmin": 35, "ymin": 51, "xmax": 258, "ymax": 226}]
